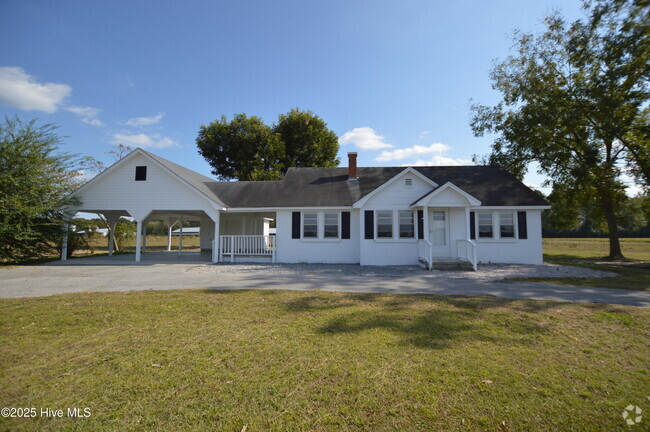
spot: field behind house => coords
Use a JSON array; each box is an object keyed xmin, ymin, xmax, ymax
[
  {"xmin": 1, "ymin": 290, "xmax": 649, "ymax": 431},
  {"xmin": 543, "ymin": 237, "xmax": 650, "ymax": 261}
]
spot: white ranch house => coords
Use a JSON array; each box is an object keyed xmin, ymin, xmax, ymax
[{"xmin": 62, "ymin": 148, "xmax": 550, "ymax": 269}]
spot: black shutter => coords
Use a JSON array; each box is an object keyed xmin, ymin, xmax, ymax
[
  {"xmin": 417, "ymin": 210, "xmax": 424, "ymax": 239},
  {"xmin": 517, "ymin": 211, "xmax": 528, "ymax": 239},
  {"xmin": 341, "ymin": 212, "xmax": 351, "ymax": 239},
  {"xmin": 364, "ymin": 210, "xmax": 374, "ymax": 239},
  {"xmin": 469, "ymin": 211, "xmax": 476, "ymax": 240},
  {"xmin": 291, "ymin": 212, "xmax": 300, "ymax": 239}
]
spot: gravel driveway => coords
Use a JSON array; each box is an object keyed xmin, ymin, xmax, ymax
[
  {"xmin": 188, "ymin": 262, "xmax": 617, "ymax": 280},
  {"xmin": 2, "ymin": 261, "xmax": 648, "ymax": 307}
]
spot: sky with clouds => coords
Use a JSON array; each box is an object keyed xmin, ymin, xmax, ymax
[{"xmin": 3, "ymin": 0, "xmax": 636, "ymax": 195}]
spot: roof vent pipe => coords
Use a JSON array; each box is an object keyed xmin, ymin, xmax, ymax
[{"xmin": 348, "ymin": 152, "xmax": 357, "ymax": 180}]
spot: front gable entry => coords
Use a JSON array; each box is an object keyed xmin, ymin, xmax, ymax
[
  {"xmin": 411, "ymin": 182, "xmax": 481, "ymax": 208},
  {"xmin": 353, "ymin": 168, "xmax": 437, "ymax": 208}
]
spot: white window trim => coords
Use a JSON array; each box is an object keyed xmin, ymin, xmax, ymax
[
  {"xmin": 373, "ymin": 209, "xmax": 419, "ymax": 243},
  {"xmin": 398, "ymin": 210, "xmax": 416, "ymax": 239},
  {"xmin": 474, "ymin": 210, "xmax": 519, "ymax": 242},
  {"xmin": 300, "ymin": 211, "xmax": 342, "ymax": 242}
]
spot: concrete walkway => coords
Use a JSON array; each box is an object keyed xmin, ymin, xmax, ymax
[{"xmin": 1, "ymin": 258, "xmax": 648, "ymax": 307}]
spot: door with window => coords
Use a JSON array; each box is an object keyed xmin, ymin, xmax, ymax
[{"xmin": 429, "ymin": 209, "xmax": 450, "ymax": 257}]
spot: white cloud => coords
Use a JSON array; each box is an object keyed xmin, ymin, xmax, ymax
[
  {"xmin": 111, "ymin": 133, "xmax": 177, "ymax": 149},
  {"xmin": 126, "ymin": 112, "xmax": 165, "ymax": 127},
  {"xmin": 64, "ymin": 105, "xmax": 103, "ymax": 126},
  {"xmin": 0, "ymin": 66, "xmax": 71, "ymax": 112},
  {"xmin": 406, "ymin": 155, "xmax": 472, "ymax": 166},
  {"xmin": 339, "ymin": 127, "xmax": 393, "ymax": 150},
  {"xmin": 418, "ymin": 130, "xmax": 431, "ymax": 139},
  {"xmin": 376, "ymin": 143, "xmax": 450, "ymax": 162}
]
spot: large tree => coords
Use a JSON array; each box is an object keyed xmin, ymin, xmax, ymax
[
  {"xmin": 273, "ymin": 108, "xmax": 340, "ymax": 169},
  {"xmin": 470, "ymin": 0, "xmax": 649, "ymax": 259},
  {"xmin": 197, "ymin": 113, "xmax": 284, "ymax": 181},
  {"xmin": 0, "ymin": 118, "xmax": 81, "ymax": 261},
  {"xmin": 196, "ymin": 109, "xmax": 340, "ymax": 181}
]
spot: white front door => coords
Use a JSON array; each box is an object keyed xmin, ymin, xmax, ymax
[{"xmin": 429, "ymin": 209, "xmax": 450, "ymax": 257}]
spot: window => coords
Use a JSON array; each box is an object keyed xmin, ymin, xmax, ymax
[
  {"xmin": 377, "ymin": 211, "xmax": 393, "ymax": 238},
  {"xmin": 404, "ymin": 178, "xmax": 413, "ymax": 188},
  {"xmin": 398, "ymin": 211, "xmax": 415, "ymax": 238},
  {"xmin": 499, "ymin": 212, "xmax": 515, "ymax": 238},
  {"xmin": 135, "ymin": 166, "xmax": 147, "ymax": 181},
  {"xmin": 478, "ymin": 212, "xmax": 493, "ymax": 238},
  {"xmin": 324, "ymin": 212, "xmax": 339, "ymax": 238},
  {"xmin": 302, "ymin": 213, "xmax": 318, "ymax": 238}
]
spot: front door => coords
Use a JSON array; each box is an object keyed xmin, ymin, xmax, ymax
[{"xmin": 429, "ymin": 209, "xmax": 450, "ymax": 257}]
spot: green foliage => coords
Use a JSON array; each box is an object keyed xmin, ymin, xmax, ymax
[
  {"xmin": 470, "ymin": 0, "xmax": 649, "ymax": 258},
  {"xmin": 113, "ymin": 218, "xmax": 136, "ymax": 250},
  {"xmin": 273, "ymin": 108, "xmax": 340, "ymax": 169},
  {"xmin": 196, "ymin": 114, "xmax": 284, "ymax": 181},
  {"xmin": 196, "ymin": 109, "xmax": 339, "ymax": 181},
  {"xmin": 0, "ymin": 117, "xmax": 81, "ymax": 261}
]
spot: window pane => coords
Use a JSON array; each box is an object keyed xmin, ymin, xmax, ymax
[
  {"xmin": 377, "ymin": 211, "xmax": 393, "ymax": 238},
  {"xmin": 478, "ymin": 212, "xmax": 493, "ymax": 238},
  {"xmin": 433, "ymin": 211, "xmax": 445, "ymax": 221},
  {"xmin": 500, "ymin": 213, "xmax": 515, "ymax": 238},
  {"xmin": 303, "ymin": 213, "xmax": 318, "ymax": 238},
  {"xmin": 324, "ymin": 212, "xmax": 339, "ymax": 238},
  {"xmin": 399, "ymin": 211, "xmax": 414, "ymax": 238}
]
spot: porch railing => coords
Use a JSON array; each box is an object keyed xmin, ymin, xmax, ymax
[
  {"xmin": 417, "ymin": 239, "xmax": 433, "ymax": 270},
  {"xmin": 218, "ymin": 235, "xmax": 276, "ymax": 263},
  {"xmin": 457, "ymin": 239, "xmax": 478, "ymax": 271}
]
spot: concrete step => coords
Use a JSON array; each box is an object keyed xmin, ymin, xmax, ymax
[{"xmin": 419, "ymin": 258, "xmax": 475, "ymax": 271}]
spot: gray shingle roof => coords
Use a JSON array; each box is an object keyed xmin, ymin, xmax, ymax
[
  {"xmin": 206, "ymin": 166, "xmax": 548, "ymax": 208},
  {"xmin": 143, "ymin": 150, "xmax": 548, "ymax": 208}
]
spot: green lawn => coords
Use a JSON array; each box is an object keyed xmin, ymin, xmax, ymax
[
  {"xmin": 1, "ymin": 290, "xmax": 648, "ymax": 431},
  {"xmin": 543, "ymin": 237, "xmax": 650, "ymax": 261},
  {"xmin": 524, "ymin": 238, "xmax": 650, "ymax": 290}
]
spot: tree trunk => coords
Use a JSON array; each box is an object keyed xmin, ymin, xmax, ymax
[{"xmin": 600, "ymin": 191, "xmax": 624, "ymax": 259}]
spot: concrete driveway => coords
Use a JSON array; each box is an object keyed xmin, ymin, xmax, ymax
[{"xmin": 1, "ymin": 257, "xmax": 648, "ymax": 307}]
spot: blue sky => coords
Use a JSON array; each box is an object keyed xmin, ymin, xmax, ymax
[{"xmin": 1, "ymin": 0, "xmax": 592, "ymax": 194}]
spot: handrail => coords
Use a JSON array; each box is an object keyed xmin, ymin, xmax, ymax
[
  {"xmin": 418, "ymin": 238, "xmax": 433, "ymax": 270},
  {"xmin": 218, "ymin": 235, "xmax": 275, "ymax": 263},
  {"xmin": 457, "ymin": 239, "xmax": 478, "ymax": 271}
]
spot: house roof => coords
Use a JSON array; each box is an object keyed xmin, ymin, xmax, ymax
[
  {"xmin": 207, "ymin": 166, "xmax": 548, "ymax": 208},
  {"xmin": 99, "ymin": 149, "xmax": 547, "ymax": 208}
]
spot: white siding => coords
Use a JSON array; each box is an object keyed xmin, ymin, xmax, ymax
[
  {"xmin": 75, "ymin": 154, "xmax": 216, "ymax": 221},
  {"xmin": 275, "ymin": 210, "xmax": 360, "ymax": 263},
  {"xmin": 474, "ymin": 210, "xmax": 543, "ymax": 265}
]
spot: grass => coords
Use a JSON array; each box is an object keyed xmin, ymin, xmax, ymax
[
  {"xmin": 516, "ymin": 238, "xmax": 650, "ymax": 291},
  {"xmin": 543, "ymin": 237, "xmax": 650, "ymax": 261},
  {"xmin": 1, "ymin": 290, "xmax": 649, "ymax": 431}
]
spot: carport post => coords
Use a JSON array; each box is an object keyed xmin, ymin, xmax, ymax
[
  {"xmin": 142, "ymin": 219, "xmax": 147, "ymax": 252},
  {"xmin": 107, "ymin": 221, "xmax": 116, "ymax": 256},
  {"xmin": 61, "ymin": 221, "xmax": 69, "ymax": 261},
  {"xmin": 178, "ymin": 216, "xmax": 184, "ymax": 255},
  {"xmin": 135, "ymin": 220, "xmax": 143, "ymax": 262}
]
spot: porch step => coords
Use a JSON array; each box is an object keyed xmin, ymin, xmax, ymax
[{"xmin": 419, "ymin": 258, "xmax": 475, "ymax": 271}]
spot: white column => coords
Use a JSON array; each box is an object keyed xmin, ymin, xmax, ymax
[
  {"xmin": 167, "ymin": 219, "xmax": 173, "ymax": 251},
  {"xmin": 61, "ymin": 221, "xmax": 69, "ymax": 261},
  {"xmin": 212, "ymin": 212, "xmax": 220, "ymax": 263},
  {"xmin": 423, "ymin": 207, "xmax": 431, "ymax": 269},
  {"xmin": 108, "ymin": 221, "xmax": 116, "ymax": 256},
  {"xmin": 465, "ymin": 207, "xmax": 471, "ymax": 240},
  {"xmin": 178, "ymin": 216, "xmax": 184, "ymax": 255},
  {"xmin": 135, "ymin": 220, "xmax": 143, "ymax": 262},
  {"xmin": 142, "ymin": 219, "xmax": 147, "ymax": 252}
]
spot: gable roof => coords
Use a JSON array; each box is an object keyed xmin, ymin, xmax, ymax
[
  {"xmin": 411, "ymin": 181, "xmax": 482, "ymax": 207},
  {"xmin": 77, "ymin": 148, "xmax": 547, "ymax": 209},
  {"xmin": 209, "ymin": 166, "xmax": 548, "ymax": 208}
]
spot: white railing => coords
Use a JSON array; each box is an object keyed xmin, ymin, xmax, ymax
[
  {"xmin": 219, "ymin": 235, "xmax": 276, "ymax": 263},
  {"xmin": 418, "ymin": 238, "xmax": 433, "ymax": 270},
  {"xmin": 457, "ymin": 239, "xmax": 478, "ymax": 271}
]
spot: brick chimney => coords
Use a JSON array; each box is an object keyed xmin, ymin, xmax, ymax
[{"xmin": 348, "ymin": 152, "xmax": 357, "ymax": 180}]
